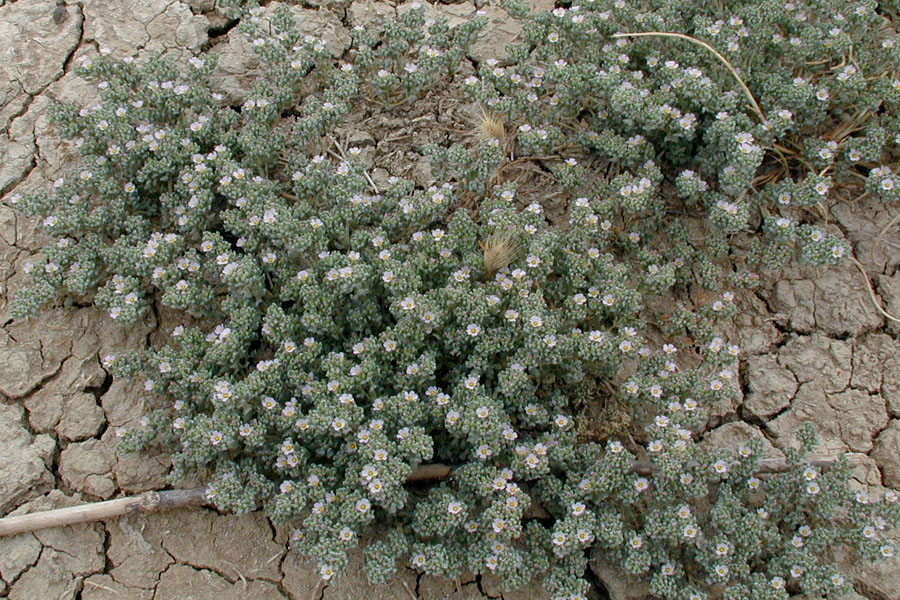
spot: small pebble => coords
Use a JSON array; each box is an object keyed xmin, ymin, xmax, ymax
[{"xmin": 53, "ymin": 4, "xmax": 68, "ymax": 25}]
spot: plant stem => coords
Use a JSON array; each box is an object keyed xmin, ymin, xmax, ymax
[{"xmin": 612, "ymin": 31, "xmax": 766, "ymax": 122}]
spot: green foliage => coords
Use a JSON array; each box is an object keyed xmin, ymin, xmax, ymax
[{"xmin": 7, "ymin": 1, "xmax": 900, "ymax": 599}]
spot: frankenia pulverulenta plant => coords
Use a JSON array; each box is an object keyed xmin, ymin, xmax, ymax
[{"xmin": 7, "ymin": 1, "xmax": 899, "ymax": 599}]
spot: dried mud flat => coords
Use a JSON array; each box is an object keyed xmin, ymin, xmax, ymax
[{"xmin": 1, "ymin": 0, "xmax": 900, "ymax": 599}]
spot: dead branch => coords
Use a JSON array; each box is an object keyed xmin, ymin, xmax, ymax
[{"xmin": 0, "ymin": 488, "xmax": 207, "ymax": 537}]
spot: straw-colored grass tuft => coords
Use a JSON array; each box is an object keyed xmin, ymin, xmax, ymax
[
  {"xmin": 472, "ymin": 105, "xmax": 506, "ymax": 147},
  {"xmin": 479, "ymin": 229, "xmax": 521, "ymax": 277}
]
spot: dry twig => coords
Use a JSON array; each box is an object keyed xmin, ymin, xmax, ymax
[
  {"xmin": 308, "ymin": 578, "xmax": 323, "ymax": 600},
  {"xmin": 83, "ymin": 580, "xmax": 120, "ymax": 595},
  {"xmin": 0, "ymin": 488, "xmax": 207, "ymax": 537},
  {"xmin": 401, "ymin": 580, "xmax": 418, "ymax": 600}
]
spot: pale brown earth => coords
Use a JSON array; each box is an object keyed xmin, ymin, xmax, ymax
[{"xmin": 1, "ymin": 1, "xmax": 899, "ymax": 599}]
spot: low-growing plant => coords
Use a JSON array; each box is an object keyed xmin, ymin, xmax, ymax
[{"xmin": 7, "ymin": 1, "xmax": 900, "ymax": 599}]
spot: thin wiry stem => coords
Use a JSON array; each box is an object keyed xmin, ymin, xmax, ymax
[
  {"xmin": 871, "ymin": 208, "xmax": 900, "ymax": 266},
  {"xmin": 849, "ymin": 256, "xmax": 900, "ymax": 324},
  {"xmin": 613, "ymin": 31, "xmax": 766, "ymax": 122}
]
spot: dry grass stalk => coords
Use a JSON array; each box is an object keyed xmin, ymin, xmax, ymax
[
  {"xmin": 872, "ymin": 208, "xmax": 900, "ymax": 265},
  {"xmin": 849, "ymin": 255, "xmax": 900, "ymax": 324},
  {"xmin": 612, "ymin": 31, "xmax": 766, "ymax": 122}
]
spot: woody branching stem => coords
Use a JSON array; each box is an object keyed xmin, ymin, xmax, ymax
[{"xmin": 0, "ymin": 458, "xmax": 834, "ymax": 538}]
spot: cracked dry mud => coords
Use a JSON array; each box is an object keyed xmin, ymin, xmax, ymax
[{"xmin": 1, "ymin": 1, "xmax": 899, "ymax": 599}]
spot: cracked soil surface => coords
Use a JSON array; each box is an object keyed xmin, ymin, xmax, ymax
[{"xmin": 1, "ymin": 0, "xmax": 899, "ymax": 599}]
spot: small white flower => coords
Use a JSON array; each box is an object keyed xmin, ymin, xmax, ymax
[
  {"xmin": 476, "ymin": 444, "xmax": 493, "ymax": 459},
  {"xmin": 453, "ymin": 269, "xmax": 470, "ymax": 283}
]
